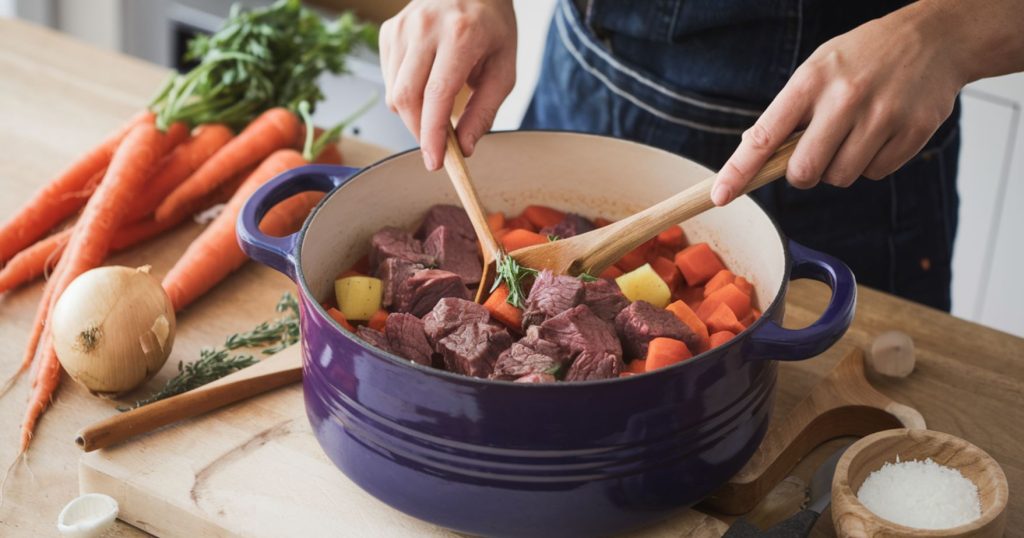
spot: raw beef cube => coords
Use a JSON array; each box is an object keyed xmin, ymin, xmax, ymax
[
  {"xmin": 384, "ymin": 313, "xmax": 434, "ymax": 366},
  {"xmin": 369, "ymin": 226, "xmax": 433, "ymax": 271},
  {"xmin": 539, "ymin": 213, "xmax": 596, "ymax": 239},
  {"xmin": 375, "ymin": 257, "xmax": 424, "ymax": 309},
  {"xmin": 437, "ymin": 323, "xmax": 513, "ymax": 378},
  {"xmin": 356, "ymin": 326, "xmax": 390, "ymax": 352},
  {"xmin": 394, "ymin": 269, "xmax": 470, "ymax": 317},
  {"xmin": 416, "ymin": 204, "xmax": 475, "ymax": 241},
  {"xmin": 522, "ymin": 270, "xmax": 584, "ymax": 328},
  {"xmin": 514, "ymin": 373, "xmax": 556, "ymax": 383},
  {"xmin": 582, "ymin": 278, "xmax": 630, "ymax": 323},
  {"xmin": 422, "ymin": 298, "xmax": 491, "ymax": 345},
  {"xmin": 540, "ymin": 304, "xmax": 623, "ymax": 381},
  {"xmin": 423, "ymin": 225, "xmax": 482, "ymax": 285},
  {"xmin": 615, "ymin": 301, "xmax": 694, "ymax": 359},
  {"xmin": 490, "ymin": 326, "xmax": 563, "ymax": 380}
]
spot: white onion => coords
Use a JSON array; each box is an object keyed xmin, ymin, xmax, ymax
[{"xmin": 51, "ymin": 265, "xmax": 175, "ymax": 396}]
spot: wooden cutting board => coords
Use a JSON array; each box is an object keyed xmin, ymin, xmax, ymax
[{"xmin": 79, "ymin": 343, "xmax": 728, "ymax": 538}]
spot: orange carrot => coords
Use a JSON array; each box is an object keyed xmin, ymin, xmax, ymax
[
  {"xmin": 675, "ymin": 285, "xmax": 704, "ymax": 311},
  {"xmin": 741, "ymin": 308, "xmax": 762, "ymax": 327},
  {"xmin": 504, "ymin": 215, "xmax": 536, "ymax": 232},
  {"xmin": 484, "ymin": 284, "xmax": 523, "ymax": 331},
  {"xmin": 162, "ymin": 149, "xmax": 308, "ymax": 311},
  {"xmin": 628, "ymin": 359, "xmax": 647, "ymax": 374},
  {"xmin": 646, "ymin": 337, "xmax": 692, "ymax": 371},
  {"xmin": 0, "ymin": 111, "xmax": 152, "ymax": 263},
  {"xmin": 500, "ymin": 229, "xmax": 547, "ymax": 252},
  {"xmin": 666, "ymin": 300, "xmax": 710, "ymax": 353},
  {"xmin": 599, "ymin": 265, "xmax": 623, "ymax": 280},
  {"xmin": 616, "ymin": 246, "xmax": 648, "ymax": 273},
  {"xmin": 0, "ymin": 229, "xmax": 70, "ymax": 294},
  {"xmin": 522, "ymin": 205, "xmax": 565, "ymax": 229},
  {"xmin": 704, "ymin": 269, "xmax": 736, "ymax": 297},
  {"xmin": 700, "ymin": 283, "xmax": 752, "ymax": 320},
  {"xmin": 367, "ymin": 309, "xmax": 389, "ymax": 332},
  {"xmin": 156, "ymin": 108, "xmax": 301, "ymax": 223},
  {"xmin": 594, "ymin": 217, "xmax": 613, "ymax": 228},
  {"xmin": 734, "ymin": 276, "xmax": 754, "ymax": 298},
  {"xmin": 656, "ymin": 226, "xmax": 686, "ymax": 250},
  {"xmin": 127, "ymin": 124, "xmax": 233, "ymax": 222},
  {"xmin": 703, "ymin": 303, "xmax": 746, "ymax": 335},
  {"xmin": 487, "ymin": 212, "xmax": 505, "ymax": 233},
  {"xmin": 674, "ymin": 243, "xmax": 725, "ymax": 286},
  {"xmin": 336, "ymin": 269, "xmax": 365, "ymax": 280},
  {"xmin": 327, "ymin": 307, "xmax": 355, "ymax": 332},
  {"xmin": 20, "ymin": 120, "xmax": 171, "ymax": 453},
  {"xmin": 650, "ymin": 256, "xmax": 682, "ymax": 290},
  {"xmin": 709, "ymin": 331, "xmax": 737, "ymax": 349}
]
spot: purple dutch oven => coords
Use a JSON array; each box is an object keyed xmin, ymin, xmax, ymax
[{"xmin": 237, "ymin": 131, "xmax": 855, "ymax": 537}]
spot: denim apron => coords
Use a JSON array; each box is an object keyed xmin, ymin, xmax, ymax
[{"xmin": 521, "ymin": 0, "xmax": 961, "ymax": 311}]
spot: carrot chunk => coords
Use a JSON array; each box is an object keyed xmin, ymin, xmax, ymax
[
  {"xmin": 656, "ymin": 226, "xmax": 687, "ymax": 250},
  {"xmin": 504, "ymin": 215, "xmax": 536, "ymax": 232},
  {"xmin": 599, "ymin": 265, "xmax": 624, "ymax": 279},
  {"xmin": 741, "ymin": 308, "xmax": 762, "ymax": 327},
  {"xmin": 674, "ymin": 243, "xmax": 726, "ymax": 286},
  {"xmin": 628, "ymin": 359, "xmax": 647, "ymax": 374},
  {"xmin": 487, "ymin": 212, "xmax": 505, "ymax": 233},
  {"xmin": 704, "ymin": 269, "xmax": 736, "ymax": 297},
  {"xmin": 484, "ymin": 284, "xmax": 523, "ymax": 331},
  {"xmin": 616, "ymin": 241, "xmax": 653, "ymax": 272},
  {"xmin": 522, "ymin": 205, "xmax": 566, "ymax": 229},
  {"xmin": 650, "ymin": 256, "xmax": 682, "ymax": 291},
  {"xmin": 367, "ymin": 309, "xmax": 389, "ymax": 331},
  {"xmin": 666, "ymin": 300, "xmax": 710, "ymax": 353},
  {"xmin": 734, "ymin": 276, "xmax": 754, "ymax": 297},
  {"xmin": 500, "ymin": 229, "xmax": 548, "ymax": 252},
  {"xmin": 709, "ymin": 331, "xmax": 737, "ymax": 349},
  {"xmin": 704, "ymin": 303, "xmax": 746, "ymax": 334},
  {"xmin": 675, "ymin": 285, "xmax": 704, "ymax": 311},
  {"xmin": 594, "ymin": 217, "xmax": 614, "ymax": 228},
  {"xmin": 704, "ymin": 282, "xmax": 752, "ymax": 320},
  {"xmin": 336, "ymin": 269, "xmax": 365, "ymax": 280},
  {"xmin": 327, "ymin": 307, "xmax": 355, "ymax": 332},
  {"xmin": 646, "ymin": 337, "xmax": 693, "ymax": 371}
]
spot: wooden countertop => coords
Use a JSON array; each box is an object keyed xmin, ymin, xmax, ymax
[{"xmin": 1, "ymin": 18, "xmax": 1022, "ymax": 537}]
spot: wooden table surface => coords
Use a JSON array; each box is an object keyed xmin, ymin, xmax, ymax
[{"xmin": 1, "ymin": 18, "xmax": 1022, "ymax": 538}]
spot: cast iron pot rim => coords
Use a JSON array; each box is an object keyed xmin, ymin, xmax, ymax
[{"xmin": 295, "ymin": 129, "xmax": 793, "ymax": 387}]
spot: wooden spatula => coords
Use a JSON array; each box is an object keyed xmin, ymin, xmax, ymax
[
  {"xmin": 509, "ymin": 133, "xmax": 802, "ymax": 276},
  {"xmin": 441, "ymin": 121, "xmax": 503, "ymax": 302}
]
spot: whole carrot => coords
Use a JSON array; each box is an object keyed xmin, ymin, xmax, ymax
[
  {"xmin": 155, "ymin": 108, "xmax": 301, "ymax": 224},
  {"xmin": 18, "ymin": 121, "xmax": 173, "ymax": 453},
  {"xmin": 126, "ymin": 124, "xmax": 233, "ymax": 222},
  {"xmin": 0, "ymin": 111, "xmax": 151, "ymax": 263},
  {"xmin": 162, "ymin": 149, "xmax": 308, "ymax": 311},
  {"xmin": 0, "ymin": 229, "xmax": 70, "ymax": 294}
]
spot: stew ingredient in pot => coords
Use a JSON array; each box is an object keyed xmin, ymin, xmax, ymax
[{"xmin": 322, "ymin": 204, "xmax": 761, "ymax": 382}]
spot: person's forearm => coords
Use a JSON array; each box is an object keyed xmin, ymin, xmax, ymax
[{"xmin": 911, "ymin": 0, "xmax": 1024, "ymax": 83}]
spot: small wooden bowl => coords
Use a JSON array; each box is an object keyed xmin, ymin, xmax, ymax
[{"xmin": 832, "ymin": 429, "xmax": 1008, "ymax": 537}]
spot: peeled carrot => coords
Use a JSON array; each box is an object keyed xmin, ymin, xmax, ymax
[
  {"xmin": 599, "ymin": 265, "xmax": 623, "ymax": 280},
  {"xmin": 703, "ymin": 303, "xmax": 746, "ymax": 335},
  {"xmin": 327, "ymin": 307, "xmax": 355, "ymax": 332},
  {"xmin": 674, "ymin": 243, "xmax": 726, "ymax": 286},
  {"xmin": 593, "ymin": 217, "xmax": 613, "ymax": 228},
  {"xmin": 156, "ymin": 108, "xmax": 301, "ymax": 223},
  {"xmin": 367, "ymin": 309, "xmax": 389, "ymax": 332},
  {"xmin": 484, "ymin": 284, "xmax": 523, "ymax": 330},
  {"xmin": 487, "ymin": 212, "xmax": 505, "ymax": 233},
  {"xmin": 628, "ymin": 359, "xmax": 647, "ymax": 374},
  {"xmin": 616, "ymin": 245, "xmax": 649, "ymax": 273},
  {"xmin": 522, "ymin": 205, "xmax": 565, "ymax": 229},
  {"xmin": 699, "ymin": 283, "xmax": 752, "ymax": 321},
  {"xmin": 646, "ymin": 337, "xmax": 692, "ymax": 371},
  {"xmin": 126, "ymin": 124, "xmax": 233, "ymax": 222},
  {"xmin": 650, "ymin": 256, "xmax": 682, "ymax": 290},
  {"xmin": 0, "ymin": 111, "xmax": 152, "ymax": 263},
  {"xmin": 741, "ymin": 308, "xmax": 762, "ymax": 327},
  {"xmin": 0, "ymin": 229, "xmax": 70, "ymax": 294},
  {"xmin": 162, "ymin": 148, "xmax": 308, "ymax": 311},
  {"xmin": 734, "ymin": 276, "xmax": 754, "ymax": 297},
  {"xmin": 656, "ymin": 226, "xmax": 686, "ymax": 250},
  {"xmin": 704, "ymin": 269, "xmax": 736, "ymax": 297},
  {"xmin": 709, "ymin": 331, "xmax": 737, "ymax": 349},
  {"xmin": 666, "ymin": 300, "xmax": 710, "ymax": 353},
  {"xmin": 20, "ymin": 120, "xmax": 172, "ymax": 453},
  {"xmin": 504, "ymin": 215, "xmax": 536, "ymax": 232},
  {"xmin": 500, "ymin": 229, "xmax": 547, "ymax": 252},
  {"xmin": 675, "ymin": 285, "xmax": 704, "ymax": 311}
]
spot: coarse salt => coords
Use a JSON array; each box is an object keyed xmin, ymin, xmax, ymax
[{"xmin": 857, "ymin": 456, "xmax": 981, "ymax": 529}]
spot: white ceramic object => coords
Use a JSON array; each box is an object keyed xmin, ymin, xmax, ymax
[{"xmin": 57, "ymin": 493, "xmax": 118, "ymax": 538}]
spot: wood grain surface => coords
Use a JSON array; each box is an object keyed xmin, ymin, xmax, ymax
[{"xmin": 1, "ymin": 18, "xmax": 1022, "ymax": 538}]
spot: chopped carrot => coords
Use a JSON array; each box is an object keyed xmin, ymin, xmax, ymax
[
  {"xmin": 741, "ymin": 308, "xmax": 762, "ymax": 327},
  {"xmin": 628, "ymin": 359, "xmax": 647, "ymax": 374},
  {"xmin": 646, "ymin": 337, "xmax": 692, "ymax": 371},
  {"xmin": 704, "ymin": 269, "xmax": 736, "ymax": 297},
  {"xmin": 367, "ymin": 309, "xmax": 388, "ymax": 331},
  {"xmin": 484, "ymin": 284, "xmax": 523, "ymax": 330},
  {"xmin": 336, "ymin": 269, "xmax": 365, "ymax": 280},
  {"xmin": 656, "ymin": 226, "xmax": 686, "ymax": 250},
  {"xmin": 675, "ymin": 285, "xmax": 704, "ymax": 311},
  {"xmin": 156, "ymin": 107, "xmax": 301, "ymax": 223},
  {"xmin": 487, "ymin": 212, "xmax": 505, "ymax": 233},
  {"xmin": 501, "ymin": 229, "xmax": 547, "ymax": 252},
  {"xmin": 674, "ymin": 243, "xmax": 726, "ymax": 286},
  {"xmin": 522, "ymin": 205, "xmax": 565, "ymax": 229},
  {"xmin": 666, "ymin": 300, "xmax": 710, "ymax": 353},
  {"xmin": 734, "ymin": 276, "xmax": 754, "ymax": 297},
  {"xmin": 650, "ymin": 256, "xmax": 682, "ymax": 290},
  {"xmin": 616, "ymin": 240, "xmax": 654, "ymax": 272},
  {"xmin": 709, "ymin": 331, "xmax": 737, "ymax": 349},
  {"xmin": 594, "ymin": 217, "xmax": 613, "ymax": 228},
  {"xmin": 702, "ymin": 283, "xmax": 752, "ymax": 320},
  {"xmin": 327, "ymin": 307, "xmax": 355, "ymax": 332},
  {"xmin": 504, "ymin": 215, "xmax": 536, "ymax": 232},
  {"xmin": 599, "ymin": 265, "xmax": 623, "ymax": 279},
  {"xmin": 704, "ymin": 303, "xmax": 746, "ymax": 335}
]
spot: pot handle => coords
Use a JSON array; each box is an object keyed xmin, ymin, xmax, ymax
[
  {"xmin": 744, "ymin": 241, "xmax": 856, "ymax": 361},
  {"xmin": 237, "ymin": 165, "xmax": 360, "ymax": 280}
]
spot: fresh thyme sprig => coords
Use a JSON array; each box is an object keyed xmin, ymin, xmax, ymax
[
  {"xmin": 578, "ymin": 272, "xmax": 599, "ymax": 282},
  {"xmin": 492, "ymin": 255, "xmax": 537, "ymax": 309},
  {"xmin": 122, "ymin": 292, "xmax": 301, "ymax": 410}
]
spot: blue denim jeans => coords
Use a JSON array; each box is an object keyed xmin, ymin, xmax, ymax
[{"xmin": 521, "ymin": 0, "xmax": 960, "ymax": 311}]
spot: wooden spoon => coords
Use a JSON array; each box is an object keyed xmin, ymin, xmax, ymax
[
  {"xmin": 510, "ymin": 133, "xmax": 802, "ymax": 275},
  {"xmin": 441, "ymin": 120, "xmax": 503, "ymax": 302}
]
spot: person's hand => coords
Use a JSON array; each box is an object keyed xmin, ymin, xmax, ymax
[
  {"xmin": 710, "ymin": 3, "xmax": 968, "ymax": 205},
  {"xmin": 379, "ymin": 0, "xmax": 517, "ymax": 171}
]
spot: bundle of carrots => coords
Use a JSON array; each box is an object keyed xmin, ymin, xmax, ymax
[{"xmin": 0, "ymin": 0, "xmax": 377, "ymax": 455}]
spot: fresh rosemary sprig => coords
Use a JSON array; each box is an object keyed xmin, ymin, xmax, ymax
[
  {"xmin": 578, "ymin": 272, "xmax": 599, "ymax": 282},
  {"xmin": 122, "ymin": 292, "xmax": 301, "ymax": 409},
  {"xmin": 492, "ymin": 255, "xmax": 537, "ymax": 309}
]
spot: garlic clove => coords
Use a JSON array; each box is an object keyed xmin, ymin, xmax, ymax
[{"xmin": 56, "ymin": 493, "xmax": 119, "ymax": 538}]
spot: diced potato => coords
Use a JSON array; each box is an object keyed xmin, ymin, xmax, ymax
[
  {"xmin": 615, "ymin": 263, "xmax": 671, "ymax": 308},
  {"xmin": 334, "ymin": 276, "xmax": 383, "ymax": 321}
]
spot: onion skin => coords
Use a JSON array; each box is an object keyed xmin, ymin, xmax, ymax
[{"xmin": 51, "ymin": 265, "xmax": 175, "ymax": 396}]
